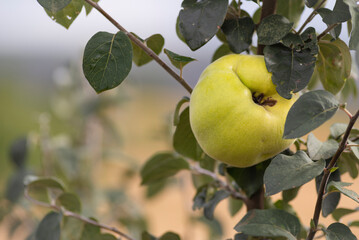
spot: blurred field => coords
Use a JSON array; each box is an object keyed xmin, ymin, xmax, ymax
[{"xmin": 0, "ymin": 61, "xmax": 359, "ymax": 240}]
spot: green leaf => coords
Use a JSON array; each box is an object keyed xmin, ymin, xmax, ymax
[
  {"xmin": 35, "ymin": 212, "xmax": 62, "ymax": 240},
  {"xmin": 317, "ymin": 8, "xmax": 343, "ymax": 39},
  {"xmin": 142, "ymin": 231, "xmax": 157, "ymax": 240},
  {"xmin": 349, "ymin": 221, "xmax": 359, "ymax": 227},
  {"xmin": 282, "ymin": 187, "xmax": 300, "ymax": 203},
  {"xmin": 341, "ymin": 76, "xmax": 358, "ymax": 99},
  {"xmin": 173, "ymin": 96, "xmax": 190, "ymax": 126},
  {"xmin": 252, "ymin": 7, "xmax": 261, "ymax": 24},
  {"xmin": 131, "ymin": 33, "xmax": 165, "ymax": 67},
  {"xmin": 192, "ymin": 185, "xmax": 209, "ymax": 211},
  {"xmin": 146, "ymin": 180, "xmax": 168, "ymax": 199},
  {"xmin": 6, "ymin": 169, "xmax": 27, "ymax": 203},
  {"xmin": 178, "ymin": 0, "xmax": 228, "ymax": 50},
  {"xmin": 306, "ymin": 0, "xmax": 319, "ymax": 7},
  {"xmin": 264, "ymin": 151, "xmax": 325, "ymax": 196},
  {"xmin": 234, "ymin": 209, "xmax": 300, "ymax": 240},
  {"xmin": 316, "ymin": 161, "xmax": 341, "ymax": 217},
  {"xmin": 221, "ymin": 17, "xmax": 255, "ymax": 53},
  {"xmin": 45, "ymin": 0, "xmax": 83, "ymax": 29},
  {"xmin": 140, "ymin": 152, "xmax": 189, "ymax": 185},
  {"xmin": 338, "ymin": 152, "xmax": 358, "ymax": 178},
  {"xmin": 343, "ymin": 0, "xmax": 359, "ymax": 50},
  {"xmin": 307, "ymin": 133, "xmax": 339, "ymax": 160},
  {"xmin": 325, "ymin": 222, "xmax": 357, "ymax": 240},
  {"xmin": 227, "ymin": 160, "xmax": 270, "ymax": 197},
  {"xmin": 212, "ymin": 44, "xmax": 232, "ymax": 62},
  {"xmin": 264, "ymin": 43, "xmax": 316, "ymax": 99},
  {"xmin": 276, "ymin": 0, "xmax": 305, "ymax": 27},
  {"xmin": 159, "ymin": 232, "xmax": 181, "ymax": 240},
  {"xmin": 203, "ymin": 190, "xmax": 230, "ymax": 220},
  {"xmin": 164, "ymin": 49, "xmax": 196, "ymax": 69},
  {"xmin": 25, "ymin": 176, "xmax": 65, "ymax": 191},
  {"xmin": 80, "ymin": 221, "xmax": 101, "ymax": 240},
  {"xmin": 61, "ymin": 217, "xmax": 83, "ymax": 240},
  {"xmin": 56, "ymin": 192, "xmax": 81, "ymax": 213},
  {"xmin": 283, "ymin": 90, "xmax": 339, "ymax": 139},
  {"xmin": 330, "ymin": 123, "xmax": 348, "ymax": 138},
  {"xmin": 317, "ymin": 38, "xmax": 352, "ymax": 94},
  {"xmin": 327, "ymin": 181, "xmax": 359, "ymax": 203},
  {"xmin": 257, "ymin": 14, "xmax": 293, "ymax": 45},
  {"xmin": 173, "ymin": 107, "xmax": 202, "ymax": 160},
  {"xmin": 332, "ymin": 208, "xmax": 359, "ymax": 221},
  {"xmin": 84, "ymin": 0, "xmax": 99, "ymax": 15},
  {"xmin": 37, "ymin": 0, "xmax": 72, "ymax": 12},
  {"xmin": 332, "ymin": 0, "xmax": 351, "ymax": 22},
  {"xmin": 82, "ymin": 31, "xmax": 133, "ymax": 93}
]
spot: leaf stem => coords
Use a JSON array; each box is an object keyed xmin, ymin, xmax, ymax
[
  {"xmin": 340, "ymin": 104, "xmax": 353, "ymax": 119},
  {"xmin": 24, "ymin": 189, "xmax": 136, "ymax": 240},
  {"xmin": 190, "ymin": 163, "xmax": 248, "ymax": 202},
  {"xmin": 307, "ymin": 109, "xmax": 359, "ymax": 240},
  {"xmin": 83, "ymin": 0, "xmax": 193, "ymax": 94},
  {"xmin": 317, "ymin": 23, "xmax": 339, "ymax": 41},
  {"xmin": 297, "ymin": 0, "xmax": 326, "ymax": 34}
]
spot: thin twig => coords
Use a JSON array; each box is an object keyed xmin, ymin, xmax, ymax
[
  {"xmin": 24, "ymin": 189, "xmax": 136, "ymax": 240},
  {"xmin": 317, "ymin": 23, "xmax": 339, "ymax": 41},
  {"xmin": 190, "ymin": 164, "xmax": 248, "ymax": 202},
  {"xmin": 83, "ymin": 0, "xmax": 193, "ymax": 94},
  {"xmin": 340, "ymin": 105, "xmax": 353, "ymax": 119},
  {"xmin": 307, "ymin": 109, "xmax": 359, "ymax": 240},
  {"xmin": 298, "ymin": 0, "xmax": 326, "ymax": 34}
]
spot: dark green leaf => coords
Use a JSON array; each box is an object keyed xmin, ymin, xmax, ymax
[
  {"xmin": 56, "ymin": 192, "xmax": 82, "ymax": 213},
  {"xmin": 264, "ymin": 44, "xmax": 316, "ymax": 99},
  {"xmin": 343, "ymin": 0, "xmax": 359, "ymax": 50},
  {"xmin": 264, "ymin": 151, "xmax": 325, "ymax": 196},
  {"xmin": 173, "ymin": 107, "xmax": 203, "ymax": 160},
  {"xmin": 306, "ymin": 0, "xmax": 319, "ymax": 7},
  {"xmin": 332, "ymin": 208, "xmax": 359, "ymax": 221},
  {"xmin": 317, "ymin": 8, "xmax": 343, "ymax": 39},
  {"xmin": 234, "ymin": 209, "xmax": 300, "ymax": 240},
  {"xmin": 9, "ymin": 137, "xmax": 27, "ymax": 169},
  {"xmin": 131, "ymin": 33, "xmax": 164, "ymax": 66},
  {"xmin": 159, "ymin": 232, "xmax": 181, "ymax": 240},
  {"xmin": 212, "ymin": 44, "xmax": 232, "ymax": 62},
  {"xmin": 146, "ymin": 179, "xmax": 168, "ymax": 199},
  {"xmin": 317, "ymin": 38, "xmax": 351, "ymax": 94},
  {"xmin": 325, "ymin": 222, "xmax": 357, "ymax": 240},
  {"xmin": 333, "ymin": 0, "xmax": 351, "ymax": 22},
  {"xmin": 173, "ymin": 96, "xmax": 190, "ymax": 126},
  {"xmin": 282, "ymin": 187, "xmax": 300, "ymax": 203},
  {"xmin": 45, "ymin": 0, "xmax": 83, "ymax": 29},
  {"xmin": 349, "ymin": 221, "xmax": 359, "ymax": 227},
  {"xmin": 307, "ymin": 133, "xmax": 339, "ymax": 160},
  {"xmin": 61, "ymin": 217, "xmax": 83, "ymax": 240},
  {"xmin": 227, "ymin": 160, "xmax": 270, "ymax": 197},
  {"xmin": 101, "ymin": 234, "xmax": 117, "ymax": 240},
  {"xmin": 35, "ymin": 212, "xmax": 62, "ymax": 240},
  {"xmin": 37, "ymin": 0, "xmax": 72, "ymax": 12},
  {"xmin": 193, "ymin": 185, "xmax": 209, "ymax": 211},
  {"xmin": 258, "ymin": 14, "xmax": 293, "ymax": 45},
  {"xmin": 142, "ymin": 231, "xmax": 157, "ymax": 240},
  {"xmin": 178, "ymin": 0, "xmax": 228, "ymax": 50},
  {"xmin": 80, "ymin": 221, "xmax": 101, "ymax": 240},
  {"xmin": 221, "ymin": 17, "xmax": 255, "ymax": 53},
  {"xmin": 301, "ymin": 27, "xmax": 319, "ymax": 54},
  {"xmin": 283, "ymin": 90, "xmax": 339, "ymax": 139},
  {"xmin": 6, "ymin": 169, "xmax": 27, "ymax": 203},
  {"xmin": 204, "ymin": 190, "xmax": 230, "ymax": 220},
  {"xmin": 83, "ymin": 31, "xmax": 132, "ymax": 93},
  {"xmin": 316, "ymin": 161, "xmax": 341, "ymax": 217},
  {"xmin": 140, "ymin": 152, "xmax": 189, "ymax": 185},
  {"xmin": 234, "ymin": 233, "xmax": 248, "ymax": 240},
  {"xmin": 229, "ymin": 197, "xmax": 243, "ymax": 216},
  {"xmin": 327, "ymin": 181, "xmax": 359, "ymax": 203},
  {"xmin": 282, "ymin": 32, "xmax": 304, "ymax": 50},
  {"xmin": 276, "ymin": 0, "xmax": 305, "ymax": 27},
  {"xmin": 164, "ymin": 49, "xmax": 196, "ymax": 69}
]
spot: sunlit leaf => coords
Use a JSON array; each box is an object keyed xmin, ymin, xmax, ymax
[{"xmin": 83, "ymin": 31, "xmax": 132, "ymax": 93}]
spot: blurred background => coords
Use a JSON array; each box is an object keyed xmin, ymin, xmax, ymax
[{"xmin": 1, "ymin": 0, "xmax": 359, "ymax": 239}]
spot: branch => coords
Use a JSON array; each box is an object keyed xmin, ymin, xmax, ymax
[
  {"xmin": 257, "ymin": 0, "xmax": 277, "ymax": 55},
  {"xmin": 317, "ymin": 23, "xmax": 340, "ymax": 41},
  {"xmin": 297, "ymin": 0, "xmax": 326, "ymax": 34},
  {"xmin": 190, "ymin": 164, "xmax": 248, "ymax": 202},
  {"xmin": 307, "ymin": 109, "xmax": 359, "ymax": 240},
  {"xmin": 24, "ymin": 189, "xmax": 136, "ymax": 240},
  {"xmin": 83, "ymin": 0, "xmax": 193, "ymax": 94}
]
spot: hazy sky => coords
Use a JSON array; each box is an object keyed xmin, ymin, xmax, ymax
[{"xmin": 0, "ymin": 0, "xmax": 344, "ymax": 87}]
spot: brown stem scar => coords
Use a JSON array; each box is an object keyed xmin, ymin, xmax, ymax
[{"xmin": 252, "ymin": 92, "xmax": 277, "ymax": 107}]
